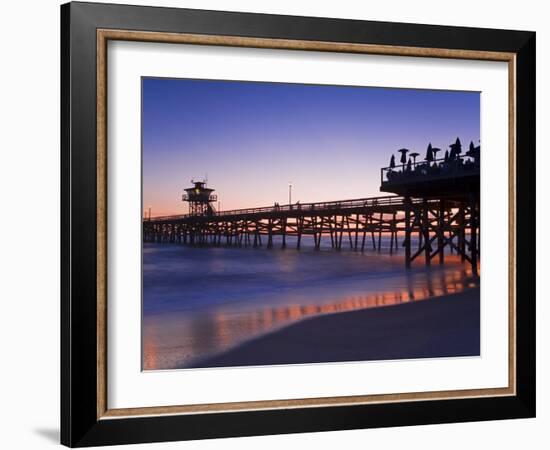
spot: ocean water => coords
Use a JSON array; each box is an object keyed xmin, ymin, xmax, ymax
[{"xmin": 142, "ymin": 237, "xmax": 479, "ymax": 370}]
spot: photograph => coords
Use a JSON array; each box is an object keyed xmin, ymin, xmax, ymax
[
  {"xmin": 141, "ymin": 77, "xmax": 481, "ymax": 371},
  {"xmin": 55, "ymin": 1, "xmax": 536, "ymax": 446}
]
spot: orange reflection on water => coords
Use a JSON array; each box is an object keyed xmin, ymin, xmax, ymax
[
  {"xmin": 142, "ymin": 326, "xmax": 158, "ymax": 371},
  {"xmin": 143, "ymin": 264, "xmax": 479, "ymax": 370}
]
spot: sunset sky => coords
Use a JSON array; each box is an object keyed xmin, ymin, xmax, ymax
[{"xmin": 142, "ymin": 77, "xmax": 480, "ymax": 217}]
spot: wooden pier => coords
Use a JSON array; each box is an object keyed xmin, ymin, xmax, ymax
[{"xmin": 143, "ymin": 142, "xmax": 480, "ymax": 274}]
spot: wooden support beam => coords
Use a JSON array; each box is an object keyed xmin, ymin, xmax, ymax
[
  {"xmin": 297, "ymin": 217, "xmax": 303, "ymax": 250},
  {"xmin": 423, "ymin": 200, "xmax": 431, "ymax": 266},
  {"xmin": 438, "ymin": 200, "xmax": 445, "ymax": 264},
  {"xmin": 377, "ymin": 212, "xmax": 383, "ymax": 252},
  {"xmin": 267, "ymin": 219, "xmax": 273, "ymax": 249},
  {"xmin": 354, "ymin": 213, "xmax": 359, "ymax": 250},
  {"xmin": 312, "ymin": 216, "xmax": 318, "ymax": 249},
  {"xmin": 361, "ymin": 212, "xmax": 368, "ymax": 252},
  {"xmin": 371, "ymin": 215, "xmax": 376, "ymax": 250},
  {"xmin": 459, "ymin": 204, "xmax": 466, "ymax": 260},
  {"xmin": 317, "ymin": 216, "xmax": 324, "ymax": 250},
  {"xmin": 347, "ymin": 215, "xmax": 353, "ymax": 249},
  {"xmin": 282, "ymin": 218, "xmax": 287, "ymax": 249},
  {"xmin": 338, "ymin": 215, "xmax": 344, "ymax": 250},
  {"xmin": 470, "ymin": 195, "xmax": 478, "ymax": 276},
  {"xmin": 389, "ymin": 212, "xmax": 396, "ymax": 255},
  {"xmin": 404, "ymin": 197, "xmax": 411, "ymax": 269}
]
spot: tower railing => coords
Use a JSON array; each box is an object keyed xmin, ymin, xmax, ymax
[{"xmin": 182, "ymin": 193, "xmax": 218, "ymax": 201}]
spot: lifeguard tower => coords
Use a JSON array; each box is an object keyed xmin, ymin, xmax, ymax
[{"xmin": 182, "ymin": 180, "xmax": 217, "ymax": 216}]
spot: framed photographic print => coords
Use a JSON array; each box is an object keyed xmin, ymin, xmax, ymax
[{"xmin": 61, "ymin": 1, "xmax": 536, "ymax": 447}]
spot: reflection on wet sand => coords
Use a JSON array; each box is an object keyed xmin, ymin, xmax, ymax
[{"xmin": 143, "ymin": 262, "xmax": 478, "ymax": 370}]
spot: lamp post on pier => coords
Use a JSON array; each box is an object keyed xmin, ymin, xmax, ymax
[{"xmin": 288, "ymin": 182, "xmax": 293, "ymax": 206}]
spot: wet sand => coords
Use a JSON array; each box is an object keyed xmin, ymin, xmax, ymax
[{"xmin": 191, "ymin": 288, "xmax": 480, "ymax": 368}]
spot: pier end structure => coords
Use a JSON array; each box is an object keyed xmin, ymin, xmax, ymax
[{"xmin": 379, "ymin": 140, "xmax": 480, "ymax": 274}]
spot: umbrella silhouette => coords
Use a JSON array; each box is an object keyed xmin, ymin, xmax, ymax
[
  {"xmin": 410, "ymin": 152, "xmax": 420, "ymax": 165},
  {"xmin": 449, "ymin": 137, "xmax": 462, "ymax": 159},
  {"xmin": 398, "ymin": 148, "xmax": 409, "ymax": 170},
  {"xmin": 425, "ymin": 143, "xmax": 434, "ymax": 162},
  {"xmin": 432, "ymin": 147, "xmax": 442, "ymax": 161},
  {"xmin": 454, "ymin": 137, "xmax": 462, "ymax": 153}
]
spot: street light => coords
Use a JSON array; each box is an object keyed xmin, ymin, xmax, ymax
[
  {"xmin": 288, "ymin": 182, "xmax": 293, "ymax": 205},
  {"xmin": 148, "ymin": 206, "xmax": 152, "ymax": 220}
]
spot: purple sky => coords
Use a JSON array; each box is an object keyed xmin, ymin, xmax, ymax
[{"xmin": 142, "ymin": 77, "xmax": 479, "ymax": 216}]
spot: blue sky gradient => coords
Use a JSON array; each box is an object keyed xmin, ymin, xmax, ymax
[{"xmin": 142, "ymin": 78, "xmax": 480, "ymax": 216}]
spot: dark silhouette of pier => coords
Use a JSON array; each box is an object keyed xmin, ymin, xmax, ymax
[{"xmin": 143, "ymin": 139, "xmax": 480, "ymax": 274}]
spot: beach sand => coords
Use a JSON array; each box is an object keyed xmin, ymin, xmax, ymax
[{"xmin": 191, "ymin": 287, "xmax": 480, "ymax": 368}]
